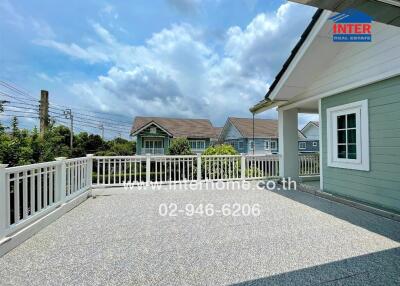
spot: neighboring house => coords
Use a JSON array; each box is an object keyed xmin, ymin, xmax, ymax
[
  {"xmin": 131, "ymin": 117, "xmax": 217, "ymax": 154},
  {"xmin": 298, "ymin": 121, "xmax": 320, "ymax": 153},
  {"xmin": 250, "ymin": 4, "xmax": 400, "ymax": 212},
  {"xmin": 219, "ymin": 117, "xmax": 306, "ymax": 154},
  {"xmin": 211, "ymin": 127, "xmax": 223, "ymax": 145}
]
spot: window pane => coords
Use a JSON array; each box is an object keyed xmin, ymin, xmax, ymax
[
  {"xmin": 337, "ymin": 115, "xmax": 346, "ymax": 129},
  {"xmin": 337, "ymin": 130, "xmax": 346, "ymax": 144},
  {"xmin": 347, "ymin": 113, "xmax": 356, "ymax": 128},
  {"xmin": 338, "ymin": 145, "xmax": 347, "ymax": 158},
  {"xmin": 348, "ymin": 144, "xmax": 357, "ymax": 159},
  {"xmin": 347, "ymin": 129, "xmax": 356, "ymax": 144}
]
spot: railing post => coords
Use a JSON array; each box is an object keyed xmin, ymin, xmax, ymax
[
  {"xmin": 86, "ymin": 154, "xmax": 94, "ymax": 188},
  {"xmin": 55, "ymin": 158, "xmax": 67, "ymax": 204},
  {"xmin": 241, "ymin": 154, "xmax": 246, "ymax": 180},
  {"xmin": 146, "ymin": 154, "xmax": 151, "ymax": 186},
  {"xmin": 0, "ymin": 164, "xmax": 9, "ymax": 238},
  {"xmin": 197, "ymin": 154, "xmax": 201, "ymax": 182}
]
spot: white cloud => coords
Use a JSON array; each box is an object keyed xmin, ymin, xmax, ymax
[
  {"xmin": 0, "ymin": 0, "xmax": 24, "ymax": 28},
  {"xmin": 36, "ymin": 3, "xmax": 315, "ymax": 125}
]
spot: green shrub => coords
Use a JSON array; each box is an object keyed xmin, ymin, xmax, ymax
[
  {"xmin": 167, "ymin": 137, "xmax": 193, "ymax": 155},
  {"xmin": 202, "ymin": 144, "xmax": 238, "ymax": 155}
]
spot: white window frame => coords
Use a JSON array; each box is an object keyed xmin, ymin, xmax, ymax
[
  {"xmin": 150, "ymin": 127, "xmax": 157, "ymax": 134},
  {"xmin": 270, "ymin": 140, "xmax": 277, "ymax": 150},
  {"xmin": 264, "ymin": 140, "xmax": 270, "ymax": 150},
  {"xmin": 327, "ymin": 99, "xmax": 369, "ymax": 171},
  {"xmin": 248, "ymin": 140, "xmax": 254, "ymax": 151},
  {"xmin": 313, "ymin": 141, "xmax": 318, "ymax": 147},
  {"xmin": 299, "ymin": 142, "xmax": 306, "ymax": 150}
]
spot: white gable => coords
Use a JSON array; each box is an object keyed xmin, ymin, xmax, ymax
[
  {"xmin": 302, "ymin": 123, "xmax": 319, "ymax": 140},
  {"xmin": 272, "ymin": 11, "xmax": 400, "ymax": 106}
]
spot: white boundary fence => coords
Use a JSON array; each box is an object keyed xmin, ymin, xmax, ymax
[
  {"xmin": 0, "ymin": 155, "xmax": 92, "ymax": 239},
  {"xmin": 92, "ymin": 154, "xmax": 284, "ymax": 187},
  {"xmin": 0, "ymin": 153, "xmax": 318, "ymax": 240}
]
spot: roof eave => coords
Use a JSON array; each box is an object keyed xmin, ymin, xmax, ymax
[{"xmin": 249, "ymin": 99, "xmax": 288, "ymax": 114}]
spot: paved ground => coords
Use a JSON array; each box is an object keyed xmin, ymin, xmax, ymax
[{"xmin": 0, "ymin": 182, "xmax": 399, "ymax": 285}]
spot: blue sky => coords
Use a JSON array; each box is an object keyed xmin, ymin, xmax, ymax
[{"xmin": 0, "ymin": 0, "xmax": 317, "ymax": 138}]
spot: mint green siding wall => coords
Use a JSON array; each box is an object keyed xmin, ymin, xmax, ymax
[{"xmin": 321, "ymin": 76, "xmax": 400, "ymax": 213}]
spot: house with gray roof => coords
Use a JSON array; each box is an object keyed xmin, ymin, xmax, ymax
[
  {"xmin": 219, "ymin": 117, "xmax": 307, "ymax": 154},
  {"xmin": 131, "ymin": 116, "xmax": 217, "ymax": 154}
]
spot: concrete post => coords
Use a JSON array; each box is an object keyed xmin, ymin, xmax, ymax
[
  {"xmin": 55, "ymin": 158, "xmax": 67, "ymax": 203},
  {"xmin": 146, "ymin": 154, "xmax": 151, "ymax": 186},
  {"xmin": 0, "ymin": 164, "xmax": 9, "ymax": 238},
  {"xmin": 196, "ymin": 154, "xmax": 201, "ymax": 182},
  {"xmin": 86, "ymin": 154, "xmax": 94, "ymax": 188},
  {"xmin": 240, "ymin": 154, "xmax": 246, "ymax": 180},
  {"xmin": 39, "ymin": 90, "xmax": 49, "ymax": 138},
  {"xmin": 278, "ymin": 108, "xmax": 299, "ymax": 180}
]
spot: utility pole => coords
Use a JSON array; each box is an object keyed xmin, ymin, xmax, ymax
[
  {"xmin": 252, "ymin": 112, "xmax": 255, "ymax": 155},
  {"xmin": 39, "ymin": 90, "xmax": 49, "ymax": 137},
  {"xmin": 99, "ymin": 124, "xmax": 104, "ymax": 140},
  {"xmin": 63, "ymin": 109, "xmax": 74, "ymax": 152}
]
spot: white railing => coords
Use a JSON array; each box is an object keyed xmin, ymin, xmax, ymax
[
  {"xmin": 0, "ymin": 153, "xmax": 320, "ymax": 240},
  {"xmin": 299, "ymin": 154, "xmax": 320, "ymax": 176},
  {"xmin": 0, "ymin": 155, "xmax": 92, "ymax": 239},
  {"xmin": 141, "ymin": 148, "xmax": 165, "ymax": 155},
  {"xmin": 246, "ymin": 155, "xmax": 280, "ymax": 179},
  {"xmin": 92, "ymin": 154, "xmax": 284, "ymax": 186},
  {"xmin": 203, "ymin": 155, "xmax": 242, "ymax": 181}
]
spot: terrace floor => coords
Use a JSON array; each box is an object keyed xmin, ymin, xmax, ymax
[{"xmin": 0, "ymin": 182, "xmax": 400, "ymax": 285}]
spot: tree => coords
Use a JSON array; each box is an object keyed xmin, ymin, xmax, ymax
[{"xmin": 167, "ymin": 138, "xmax": 193, "ymax": 155}]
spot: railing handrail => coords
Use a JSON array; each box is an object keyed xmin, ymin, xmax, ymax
[{"xmin": 4, "ymin": 160, "xmax": 62, "ymax": 173}]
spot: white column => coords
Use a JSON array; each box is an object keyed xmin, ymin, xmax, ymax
[
  {"xmin": 278, "ymin": 108, "xmax": 299, "ymax": 180},
  {"xmin": 146, "ymin": 154, "xmax": 151, "ymax": 186},
  {"xmin": 240, "ymin": 154, "xmax": 246, "ymax": 180},
  {"xmin": 86, "ymin": 154, "xmax": 94, "ymax": 188},
  {"xmin": 196, "ymin": 154, "xmax": 201, "ymax": 182},
  {"xmin": 55, "ymin": 157, "xmax": 67, "ymax": 203},
  {"xmin": 0, "ymin": 164, "xmax": 9, "ymax": 237}
]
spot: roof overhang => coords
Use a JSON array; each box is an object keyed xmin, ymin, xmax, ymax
[
  {"xmin": 290, "ymin": 0, "xmax": 400, "ymax": 27},
  {"xmin": 249, "ymin": 99, "xmax": 288, "ymax": 114}
]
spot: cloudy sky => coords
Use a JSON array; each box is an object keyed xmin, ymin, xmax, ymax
[{"xmin": 0, "ymin": 0, "xmax": 317, "ymax": 137}]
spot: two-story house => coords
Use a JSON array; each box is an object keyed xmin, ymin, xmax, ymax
[
  {"xmin": 131, "ymin": 117, "xmax": 217, "ymax": 154},
  {"xmin": 298, "ymin": 121, "xmax": 320, "ymax": 153}
]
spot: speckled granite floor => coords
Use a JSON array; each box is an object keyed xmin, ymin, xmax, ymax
[{"xmin": 0, "ymin": 183, "xmax": 399, "ymax": 285}]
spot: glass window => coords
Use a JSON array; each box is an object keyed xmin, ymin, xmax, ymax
[
  {"xmin": 336, "ymin": 113, "xmax": 357, "ymax": 160},
  {"xmin": 189, "ymin": 140, "xmax": 205, "ymax": 150},
  {"xmin": 271, "ymin": 140, "xmax": 277, "ymax": 150},
  {"xmin": 264, "ymin": 140, "xmax": 270, "ymax": 150},
  {"xmin": 299, "ymin": 142, "xmax": 306, "ymax": 149},
  {"xmin": 327, "ymin": 99, "xmax": 369, "ymax": 171}
]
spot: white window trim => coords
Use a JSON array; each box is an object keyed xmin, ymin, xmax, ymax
[
  {"xmin": 264, "ymin": 139, "xmax": 270, "ymax": 150},
  {"xmin": 313, "ymin": 141, "xmax": 318, "ymax": 147},
  {"xmin": 299, "ymin": 142, "xmax": 306, "ymax": 150},
  {"xmin": 327, "ymin": 99, "xmax": 369, "ymax": 171}
]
